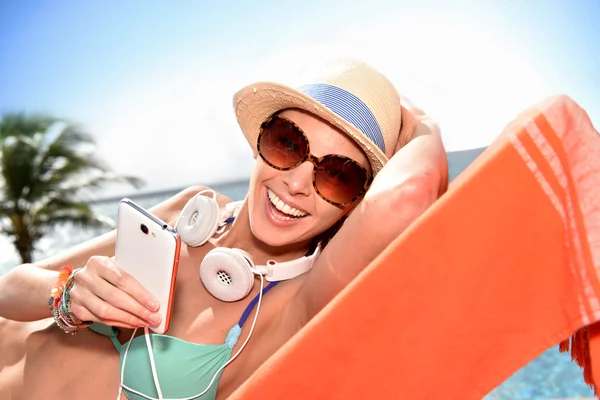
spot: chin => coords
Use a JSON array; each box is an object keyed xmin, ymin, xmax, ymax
[{"xmin": 248, "ymin": 221, "xmax": 295, "ymax": 248}]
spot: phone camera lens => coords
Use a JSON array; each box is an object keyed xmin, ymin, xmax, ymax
[{"xmin": 140, "ymin": 224, "xmax": 149, "ymax": 235}]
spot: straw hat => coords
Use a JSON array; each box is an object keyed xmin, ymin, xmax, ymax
[{"xmin": 233, "ymin": 58, "xmax": 404, "ymax": 175}]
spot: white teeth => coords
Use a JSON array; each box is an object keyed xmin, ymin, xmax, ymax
[{"xmin": 267, "ymin": 189, "xmax": 307, "ymax": 218}]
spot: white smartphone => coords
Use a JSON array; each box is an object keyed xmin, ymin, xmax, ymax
[{"xmin": 114, "ymin": 198, "xmax": 181, "ymax": 334}]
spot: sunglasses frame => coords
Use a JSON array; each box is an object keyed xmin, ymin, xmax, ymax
[{"xmin": 257, "ymin": 114, "xmax": 373, "ymax": 207}]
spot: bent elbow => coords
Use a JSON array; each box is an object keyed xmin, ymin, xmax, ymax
[
  {"xmin": 396, "ymin": 174, "xmax": 440, "ymax": 216},
  {"xmin": 362, "ymin": 172, "xmax": 440, "ymax": 225},
  {"xmin": 391, "ymin": 170, "xmax": 440, "ymax": 204}
]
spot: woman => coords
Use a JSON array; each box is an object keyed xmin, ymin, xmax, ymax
[{"xmin": 0, "ymin": 58, "xmax": 448, "ymax": 399}]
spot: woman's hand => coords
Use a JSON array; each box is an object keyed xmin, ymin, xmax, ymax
[
  {"xmin": 0, "ymin": 185, "xmax": 216, "ymax": 323},
  {"xmin": 68, "ymin": 256, "xmax": 161, "ymax": 329}
]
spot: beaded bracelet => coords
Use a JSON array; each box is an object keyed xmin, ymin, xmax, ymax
[{"xmin": 49, "ymin": 266, "xmax": 90, "ymax": 335}]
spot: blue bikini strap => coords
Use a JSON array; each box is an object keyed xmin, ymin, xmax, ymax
[{"xmin": 237, "ymin": 281, "xmax": 279, "ymax": 328}]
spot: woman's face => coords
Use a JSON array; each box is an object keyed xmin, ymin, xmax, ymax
[{"xmin": 247, "ymin": 109, "xmax": 371, "ymax": 248}]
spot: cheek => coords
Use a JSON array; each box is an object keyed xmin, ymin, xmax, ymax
[
  {"xmin": 314, "ymin": 198, "xmax": 345, "ymax": 228},
  {"xmin": 248, "ymin": 162, "xmax": 264, "ymax": 212},
  {"xmin": 248, "ymin": 159, "xmax": 277, "ymax": 217},
  {"xmin": 250, "ymin": 159, "xmax": 274, "ymax": 192}
]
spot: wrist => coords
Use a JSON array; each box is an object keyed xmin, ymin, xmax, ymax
[{"xmin": 49, "ymin": 266, "xmax": 89, "ymax": 334}]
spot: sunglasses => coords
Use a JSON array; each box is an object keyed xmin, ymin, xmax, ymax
[{"xmin": 257, "ymin": 115, "xmax": 373, "ymax": 207}]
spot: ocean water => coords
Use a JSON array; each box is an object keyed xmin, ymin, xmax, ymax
[{"xmin": 0, "ymin": 149, "xmax": 593, "ymax": 398}]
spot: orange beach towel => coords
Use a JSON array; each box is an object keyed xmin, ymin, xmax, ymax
[{"xmin": 229, "ymin": 95, "xmax": 600, "ymax": 399}]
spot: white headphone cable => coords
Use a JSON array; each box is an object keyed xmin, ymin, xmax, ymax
[{"xmin": 118, "ymin": 273, "xmax": 266, "ymax": 400}]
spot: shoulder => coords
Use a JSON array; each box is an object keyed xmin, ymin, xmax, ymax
[
  {"xmin": 149, "ymin": 185, "xmax": 234, "ymax": 227},
  {"xmin": 173, "ymin": 185, "xmax": 234, "ymax": 208}
]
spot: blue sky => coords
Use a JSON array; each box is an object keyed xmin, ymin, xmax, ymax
[{"xmin": 1, "ymin": 0, "xmax": 599, "ymax": 193}]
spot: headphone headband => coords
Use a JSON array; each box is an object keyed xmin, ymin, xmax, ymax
[{"xmin": 263, "ymin": 243, "xmax": 322, "ymax": 282}]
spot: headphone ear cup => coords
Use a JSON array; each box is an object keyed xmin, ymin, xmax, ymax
[
  {"xmin": 200, "ymin": 248, "xmax": 255, "ymax": 302},
  {"xmin": 175, "ymin": 194, "xmax": 220, "ymax": 247}
]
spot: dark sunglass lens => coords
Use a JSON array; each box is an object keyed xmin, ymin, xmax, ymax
[
  {"xmin": 258, "ymin": 117, "xmax": 307, "ymax": 169},
  {"xmin": 315, "ymin": 157, "xmax": 368, "ymax": 205}
]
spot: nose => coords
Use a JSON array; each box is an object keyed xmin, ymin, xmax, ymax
[{"xmin": 282, "ymin": 161, "xmax": 314, "ymax": 197}]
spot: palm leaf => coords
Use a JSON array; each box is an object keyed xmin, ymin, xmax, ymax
[
  {"xmin": 0, "ymin": 113, "xmax": 57, "ymax": 140},
  {"xmin": 0, "ymin": 112, "xmax": 144, "ymax": 263},
  {"xmin": 0, "ymin": 135, "xmax": 39, "ymax": 201}
]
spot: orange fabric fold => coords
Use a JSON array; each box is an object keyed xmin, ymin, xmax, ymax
[{"xmin": 229, "ymin": 95, "xmax": 600, "ymax": 399}]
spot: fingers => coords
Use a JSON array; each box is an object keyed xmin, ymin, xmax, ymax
[
  {"xmin": 69, "ymin": 293, "xmax": 142, "ymax": 329},
  {"xmin": 69, "ymin": 292, "xmax": 138, "ymax": 329},
  {"xmin": 69, "ymin": 256, "xmax": 162, "ymax": 328},
  {"xmin": 70, "ymin": 277, "xmax": 160, "ymax": 329},
  {"xmin": 95, "ymin": 276, "xmax": 162, "ymax": 327},
  {"xmin": 94, "ymin": 257, "xmax": 160, "ymax": 313}
]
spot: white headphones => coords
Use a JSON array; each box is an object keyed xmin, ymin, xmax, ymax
[
  {"xmin": 119, "ymin": 190, "xmax": 321, "ymax": 400},
  {"xmin": 175, "ymin": 189, "xmax": 242, "ymax": 247},
  {"xmin": 175, "ymin": 190, "xmax": 321, "ymax": 302}
]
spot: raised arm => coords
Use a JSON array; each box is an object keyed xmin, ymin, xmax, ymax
[
  {"xmin": 0, "ymin": 186, "xmax": 211, "ymax": 322},
  {"xmin": 300, "ymin": 100, "xmax": 449, "ymax": 317}
]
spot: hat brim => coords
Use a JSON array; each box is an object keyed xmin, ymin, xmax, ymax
[{"xmin": 233, "ymin": 82, "xmax": 388, "ymax": 175}]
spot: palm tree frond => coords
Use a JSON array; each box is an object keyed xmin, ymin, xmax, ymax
[
  {"xmin": 1, "ymin": 135, "xmax": 39, "ymax": 201},
  {"xmin": 1, "ymin": 112, "xmax": 143, "ymax": 263},
  {"xmin": 0, "ymin": 113, "xmax": 58, "ymax": 140}
]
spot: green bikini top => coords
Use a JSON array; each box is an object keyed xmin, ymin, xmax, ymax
[{"xmin": 90, "ymin": 281, "xmax": 279, "ymax": 400}]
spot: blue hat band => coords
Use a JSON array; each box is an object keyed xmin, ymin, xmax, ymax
[{"xmin": 298, "ymin": 83, "xmax": 385, "ymax": 154}]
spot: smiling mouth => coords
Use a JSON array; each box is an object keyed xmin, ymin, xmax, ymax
[{"xmin": 267, "ymin": 189, "xmax": 308, "ymax": 221}]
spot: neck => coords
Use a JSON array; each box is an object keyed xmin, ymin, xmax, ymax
[{"xmin": 215, "ymin": 201, "xmax": 312, "ymax": 266}]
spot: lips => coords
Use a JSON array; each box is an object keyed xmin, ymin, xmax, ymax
[
  {"xmin": 263, "ymin": 187, "xmax": 309, "ymax": 226},
  {"xmin": 267, "ymin": 189, "xmax": 308, "ymax": 218}
]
